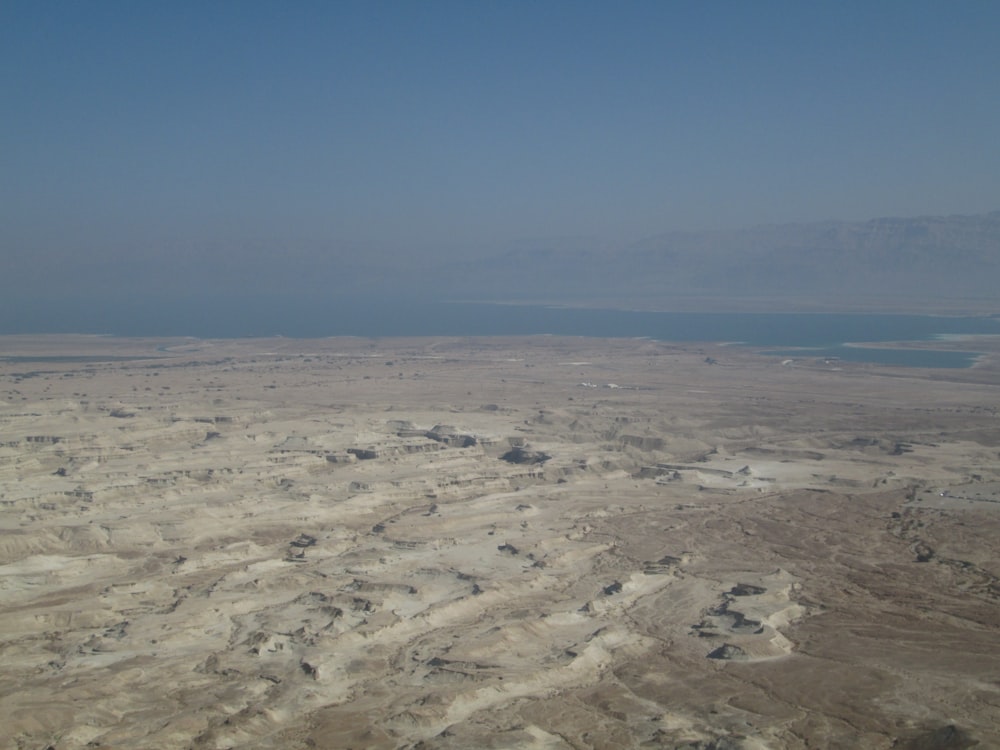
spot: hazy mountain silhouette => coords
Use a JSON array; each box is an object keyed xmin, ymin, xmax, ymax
[{"xmin": 444, "ymin": 211, "xmax": 1000, "ymax": 310}]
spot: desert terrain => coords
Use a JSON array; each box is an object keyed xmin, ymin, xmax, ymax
[{"xmin": 2, "ymin": 333, "xmax": 1000, "ymax": 749}]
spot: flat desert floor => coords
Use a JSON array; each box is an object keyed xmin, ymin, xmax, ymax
[{"xmin": 2, "ymin": 334, "xmax": 1000, "ymax": 750}]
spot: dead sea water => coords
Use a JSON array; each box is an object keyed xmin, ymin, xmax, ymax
[{"xmin": 2, "ymin": 297, "xmax": 996, "ymax": 368}]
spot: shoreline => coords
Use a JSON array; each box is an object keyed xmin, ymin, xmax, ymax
[
  {"xmin": 2, "ymin": 331, "xmax": 999, "ymax": 376},
  {"xmin": 455, "ymin": 296, "xmax": 1000, "ymax": 317}
]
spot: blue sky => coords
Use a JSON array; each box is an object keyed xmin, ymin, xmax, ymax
[{"xmin": 2, "ymin": 1, "xmax": 999, "ymax": 304}]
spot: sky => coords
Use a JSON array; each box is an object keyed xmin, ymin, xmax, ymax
[{"xmin": 2, "ymin": 1, "xmax": 1000, "ymax": 314}]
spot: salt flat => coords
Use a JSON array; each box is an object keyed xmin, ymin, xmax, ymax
[{"xmin": 1, "ymin": 334, "xmax": 999, "ymax": 749}]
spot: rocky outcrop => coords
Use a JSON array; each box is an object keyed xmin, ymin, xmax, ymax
[
  {"xmin": 707, "ymin": 643, "xmax": 747, "ymax": 660},
  {"xmin": 500, "ymin": 446, "xmax": 551, "ymax": 465},
  {"xmin": 425, "ymin": 425, "xmax": 478, "ymax": 447}
]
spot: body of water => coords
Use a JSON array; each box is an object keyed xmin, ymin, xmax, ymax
[{"xmin": 2, "ymin": 297, "xmax": 997, "ymax": 368}]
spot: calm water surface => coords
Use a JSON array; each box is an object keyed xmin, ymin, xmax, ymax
[{"xmin": 2, "ymin": 297, "xmax": 997, "ymax": 368}]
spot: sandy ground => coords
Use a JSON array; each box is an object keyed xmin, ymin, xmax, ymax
[{"xmin": 1, "ymin": 334, "xmax": 1000, "ymax": 749}]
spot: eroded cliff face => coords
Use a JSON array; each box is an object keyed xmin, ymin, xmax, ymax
[{"xmin": 2, "ymin": 334, "xmax": 1000, "ymax": 749}]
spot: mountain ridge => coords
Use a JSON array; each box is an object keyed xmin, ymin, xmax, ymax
[{"xmin": 445, "ymin": 210, "xmax": 1000, "ymax": 312}]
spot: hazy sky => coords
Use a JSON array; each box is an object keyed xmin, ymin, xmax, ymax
[{"xmin": 3, "ymin": 1, "xmax": 1000, "ymax": 304}]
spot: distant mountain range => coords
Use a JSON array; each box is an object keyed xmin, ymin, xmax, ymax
[
  {"xmin": 10, "ymin": 210, "xmax": 998, "ymax": 317},
  {"xmin": 441, "ymin": 211, "xmax": 1000, "ymax": 312}
]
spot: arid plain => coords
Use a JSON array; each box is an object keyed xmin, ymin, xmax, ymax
[{"xmin": 2, "ymin": 333, "xmax": 1000, "ymax": 749}]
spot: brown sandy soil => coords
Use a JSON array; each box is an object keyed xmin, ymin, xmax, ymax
[{"xmin": 1, "ymin": 334, "xmax": 999, "ymax": 749}]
